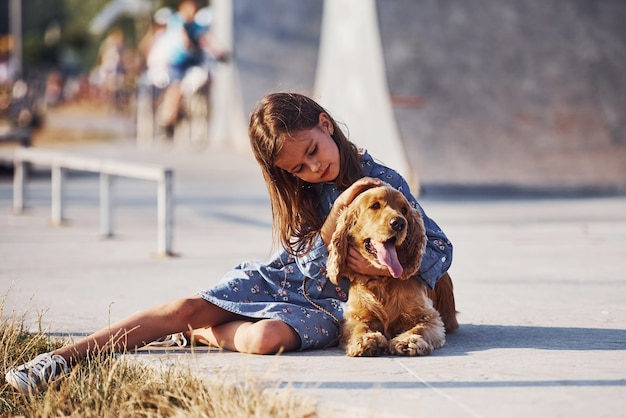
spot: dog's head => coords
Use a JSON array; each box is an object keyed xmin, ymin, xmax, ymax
[{"xmin": 327, "ymin": 184, "xmax": 426, "ymax": 284}]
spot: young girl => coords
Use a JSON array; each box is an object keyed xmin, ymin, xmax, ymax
[{"xmin": 6, "ymin": 92, "xmax": 453, "ymax": 393}]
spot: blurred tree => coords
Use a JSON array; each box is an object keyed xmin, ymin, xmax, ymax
[
  {"xmin": 5, "ymin": 0, "xmax": 152, "ymax": 73},
  {"xmin": 3, "ymin": 0, "xmax": 210, "ymax": 75},
  {"xmin": 0, "ymin": 0, "xmax": 8, "ymax": 35},
  {"xmin": 16, "ymin": 0, "xmax": 62, "ymax": 70}
]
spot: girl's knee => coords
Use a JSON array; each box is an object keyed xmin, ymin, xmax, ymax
[{"xmin": 241, "ymin": 320, "xmax": 300, "ymax": 355}]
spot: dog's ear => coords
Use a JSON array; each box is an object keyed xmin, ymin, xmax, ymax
[
  {"xmin": 398, "ymin": 207, "xmax": 427, "ymax": 278},
  {"xmin": 326, "ymin": 207, "xmax": 357, "ymax": 285}
]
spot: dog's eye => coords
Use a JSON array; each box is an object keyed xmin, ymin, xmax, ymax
[
  {"xmin": 401, "ymin": 207, "xmax": 408, "ymax": 215},
  {"xmin": 370, "ymin": 202, "xmax": 381, "ymax": 210}
]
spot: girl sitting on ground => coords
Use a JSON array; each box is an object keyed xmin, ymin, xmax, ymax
[{"xmin": 5, "ymin": 92, "xmax": 453, "ymax": 393}]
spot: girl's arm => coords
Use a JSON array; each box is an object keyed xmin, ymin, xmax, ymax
[
  {"xmin": 296, "ymin": 177, "xmax": 382, "ymax": 281},
  {"xmin": 295, "ymin": 172, "xmax": 453, "ymax": 289},
  {"xmin": 358, "ymin": 156, "xmax": 453, "ymax": 289},
  {"xmin": 414, "ymin": 212, "xmax": 453, "ymax": 290},
  {"xmin": 319, "ymin": 177, "xmax": 382, "ymax": 246},
  {"xmin": 397, "ymin": 182, "xmax": 453, "ymax": 290},
  {"xmin": 294, "ymin": 233, "xmax": 330, "ymax": 281},
  {"xmin": 341, "ymin": 210, "xmax": 453, "ymax": 287}
]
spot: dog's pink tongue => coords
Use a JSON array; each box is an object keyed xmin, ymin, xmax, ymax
[{"xmin": 372, "ymin": 240, "xmax": 403, "ymax": 278}]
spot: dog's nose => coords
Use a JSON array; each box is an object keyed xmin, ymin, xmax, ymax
[{"xmin": 390, "ymin": 217, "xmax": 406, "ymax": 232}]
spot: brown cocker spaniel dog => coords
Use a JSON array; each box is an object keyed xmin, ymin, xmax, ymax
[{"xmin": 327, "ymin": 184, "xmax": 458, "ymax": 357}]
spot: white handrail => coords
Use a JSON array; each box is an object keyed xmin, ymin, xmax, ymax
[{"xmin": 12, "ymin": 148, "xmax": 175, "ymax": 257}]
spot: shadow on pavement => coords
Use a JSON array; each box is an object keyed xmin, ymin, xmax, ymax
[
  {"xmin": 444, "ymin": 324, "xmax": 626, "ymax": 353},
  {"xmin": 420, "ymin": 183, "xmax": 626, "ymax": 201},
  {"xmin": 286, "ymin": 379, "xmax": 626, "ymax": 389}
]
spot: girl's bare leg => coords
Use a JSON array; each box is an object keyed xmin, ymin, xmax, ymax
[
  {"xmin": 187, "ymin": 320, "xmax": 300, "ymax": 354},
  {"xmin": 53, "ymin": 297, "xmax": 238, "ymax": 365}
]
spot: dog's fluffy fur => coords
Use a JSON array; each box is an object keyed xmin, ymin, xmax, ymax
[{"xmin": 327, "ymin": 184, "xmax": 458, "ymax": 356}]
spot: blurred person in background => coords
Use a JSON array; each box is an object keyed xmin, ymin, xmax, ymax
[
  {"xmin": 92, "ymin": 27, "xmax": 126, "ymax": 104},
  {"xmin": 146, "ymin": 0, "xmax": 228, "ymax": 137},
  {"xmin": 138, "ymin": 7, "xmax": 173, "ymax": 71},
  {"xmin": 0, "ymin": 35, "xmax": 17, "ymax": 85}
]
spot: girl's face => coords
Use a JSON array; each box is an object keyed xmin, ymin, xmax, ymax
[{"xmin": 274, "ymin": 113, "xmax": 340, "ymax": 184}]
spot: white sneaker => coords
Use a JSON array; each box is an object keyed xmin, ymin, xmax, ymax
[
  {"xmin": 5, "ymin": 352, "xmax": 70, "ymax": 394},
  {"xmin": 145, "ymin": 332, "xmax": 188, "ymax": 348}
]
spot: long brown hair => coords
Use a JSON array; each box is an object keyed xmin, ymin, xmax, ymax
[{"xmin": 249, "ymin": 92, "xmax": 363, "ymax": 255}]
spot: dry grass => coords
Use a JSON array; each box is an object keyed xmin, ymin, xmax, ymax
[{"xmin": 0, "ymin": 295, "xmax": 317, "ymax": 418}]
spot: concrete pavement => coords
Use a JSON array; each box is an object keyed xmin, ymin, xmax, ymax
[{"xmin": 1, "ymin": 140, "xmax": 625, "ymax": 417}]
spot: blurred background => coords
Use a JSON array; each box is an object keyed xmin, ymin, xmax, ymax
[{"xmin": 1, "ymin": 0, "xmax": 625, "ymax": 196}]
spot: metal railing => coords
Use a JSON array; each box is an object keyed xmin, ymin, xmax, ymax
[{"xmin": 12, "ymin": 148, "xmax": 175, "ymax": 257}]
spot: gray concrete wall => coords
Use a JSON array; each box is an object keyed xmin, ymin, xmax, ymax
[
  {"xmin": 232, "ymin": 0, "xmax": 626, "ymax": 192},
  {"xmin": 378, "ymin": 0, "xmax": 626, "ymax": 190}
]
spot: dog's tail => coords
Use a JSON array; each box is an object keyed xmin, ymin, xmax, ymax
[{"xmin": 427, "ymin": 272, "xmax": 459, "ymax": 333}]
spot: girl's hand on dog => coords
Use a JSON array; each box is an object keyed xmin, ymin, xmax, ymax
[
  {"xmin": 320, "ymin": 177, "xmax": 382, "ymax": 245},
  {"xmin": 347, "ymin": 246, "xmax": 390, "ymax": 276}
]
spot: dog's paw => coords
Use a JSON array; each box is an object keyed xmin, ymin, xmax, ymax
[
  {"xmin": 389, "ymin": 334, "xmax": 433, "ymax": 356},
  {"xmin": 345, "ymin": 332, "xmax": 388, "ymax": 357}
]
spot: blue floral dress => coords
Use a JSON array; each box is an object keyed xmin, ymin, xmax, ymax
[{"xmin": 198, "ymin": 151, "xmax": 453, "ymax": 350}]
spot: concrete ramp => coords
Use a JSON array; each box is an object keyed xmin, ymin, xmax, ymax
[
  {"xmin": 233, "ymin": 0, "xmax": 626, "ymax": 194},
  {"xmin": 377, "ymin": 0, "xmax": 626, "ymax": 194}
]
